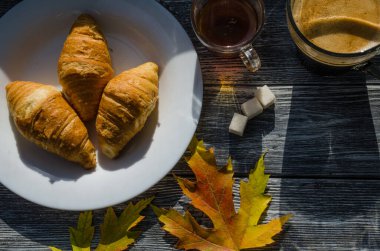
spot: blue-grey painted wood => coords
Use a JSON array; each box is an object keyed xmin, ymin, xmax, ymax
[
  {"xmin": 1, "ymin": 0, "xmax": 380, "ymax": 250},
  {"xmin": 2, "ymin": 177, "xmax": 380, "ymax": 250}
]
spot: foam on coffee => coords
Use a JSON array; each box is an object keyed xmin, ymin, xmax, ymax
[{"xmin": 293, "ymin": 0, "xmax": 380, "ymax": 53}]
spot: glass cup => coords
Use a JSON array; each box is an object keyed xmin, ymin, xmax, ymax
[
  {"xmin": 286, "ymin": 0, "xmax": 380, "ymax": 78},
  {"xmin": 191, "ymin": 0, "xmax": 265, "ymax": 72}
]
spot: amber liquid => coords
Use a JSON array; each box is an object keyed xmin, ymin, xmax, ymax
[{"xmin": 195, "ymin": 0, "xmax": 259, "ymax": 47}]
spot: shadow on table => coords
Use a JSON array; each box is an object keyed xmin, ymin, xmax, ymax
[
  {"xmin": 282, "ymin": 71, "xmax": 380, "ymax": 178},
  {"xmin": 239, "ymin": 0, "xmax": 380, "ymax": 248},
  {"xmin": 279, "ymin": 63, "xmax": 380, "ymax": 249},
  {"xmin": 0, "ymin": 174, "xmax": 183, "ymax": 249},
  {"xmin": 194, "ymin": 80, "xmax": 275, "ymax": 174},
  {"xmin": 229, "ymin": 105, "xmax": 275, "ymax": 173},
  {"xmin": 0, "ymin": 184, "xmax": 76, "ymax": 250}
]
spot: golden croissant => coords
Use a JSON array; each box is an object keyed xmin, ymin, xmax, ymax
[
  {"xmin": 58, "ymin": 14, "xmax": 113, "ymax": 121},
  {"xmin": 6, "ymin": 81, "xmax": 96, "ymax": 169},
  {"xmin": 96, "ymin": 62, "xmax": 159, "ymax": 159}
]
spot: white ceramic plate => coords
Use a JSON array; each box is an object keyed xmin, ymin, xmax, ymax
[{"xmin": 0, "ymin": 0, "xmax": 202, "ymax": 210}]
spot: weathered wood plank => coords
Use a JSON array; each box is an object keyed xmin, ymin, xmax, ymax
[
  {"xmin": 2, "ymin": 0, "xmax": 379, "ymax": 86},
  {"xmin": 2, "ymin": 176, "xmax": 380, "ymax": 250},
  {"xmin": 1, "ymin": 0, "xmax": 380, "ymax": 250},
  {"xmin": 2, "ymin": 0, "xmax": 380, "ymax": 179},
  {"xmin": 172, "ymin": 85, "xmax": 380, "ymax": 178},
  {"xmin": 160, "ymin": 0, "xmax": 380, "ymax": 86}
]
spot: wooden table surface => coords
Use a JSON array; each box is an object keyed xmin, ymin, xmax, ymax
[{"xmin": 2, "ymin": 0, "xmax": 380, "ymax": 250}]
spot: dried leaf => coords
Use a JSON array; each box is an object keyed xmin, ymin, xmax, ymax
[{"xmin": 154, "ymin": 139, "xmax": 292, "ymax": 250}]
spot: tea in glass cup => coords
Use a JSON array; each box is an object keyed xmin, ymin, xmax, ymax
[{"xmin": 191, "ymin": 0, "xmax": 265, "ymax": 72}]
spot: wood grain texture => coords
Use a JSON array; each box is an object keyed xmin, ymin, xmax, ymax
[
  {"xmin": 162, "ymin": 0, "xmax": 380, "ymax": 180},
  {"xmin": 173, "ymin": 85, "xmax": 380, "ymax": 178},
  {"xmin": 2, "ymin": 176, "xmax": 380, "ymax": 250},
  {"xmin": 1, "ymin": 0, "xmax": 380, "ymax": 250}
]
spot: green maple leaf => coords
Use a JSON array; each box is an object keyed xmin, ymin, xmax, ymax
[
  {"xmin": 50, "ymin": 211, "xmax": 94, "ymax": 251},
  {"xmin": 70, "ymin": 211, "xmax": 94, "ymax": 251},
  {"xmin": 96, "ymin": 197, "xmax": 154, "ymax": 251},
  {"xmin": 50, "ymin": 197, "xmax": 153, "ymax": 251}
]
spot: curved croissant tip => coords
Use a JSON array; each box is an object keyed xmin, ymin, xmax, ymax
[
  {"xmin": 6, "ymin": 81, "xmax": 28, "ymax": 90},
  {"xmin": 80, "ymin": 141, "xmax": 97, "ymax": 169},
  {"xmin": 101, "ymin": 144, "xmax": 119, "ymax": 159},
  {"xmin": 5, "ymin": 81, "xmax": 15, "ymax": 92},
  {"xmin": 83, "ymin": 155, "xmax": 97, "ymax": 169},
  {"xmin": 142, "ymin": 62, "xmax": 159, "ymax": 72}
]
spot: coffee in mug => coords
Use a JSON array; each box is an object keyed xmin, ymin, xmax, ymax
[
  {"xmin": 292, "ymin": 0, "xmax": 380, "ymax": 54},
  {"xmin": 286, "ymin": 0, "xmax": 380, "ymax": 78}
]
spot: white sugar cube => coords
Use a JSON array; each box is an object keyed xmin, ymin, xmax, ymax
[
  {"xmin": 229, "ymin": 113, "xmax": 248, "ymax": 136},
  {"xmin": 241, "ymin": 97, "xmax": 263, "ymax": 119},
  {"xmin": 255, "ymin": 85, "xmax": 276, "ymax": 109}
]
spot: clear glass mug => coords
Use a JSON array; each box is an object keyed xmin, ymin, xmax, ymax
[
  {"xmin": 286, "ymin": 0, "xmax": 380, "ymax": 78},
  {"xmin": 191, "ymin": 0, "xmax": 265, "ymax": 72}
]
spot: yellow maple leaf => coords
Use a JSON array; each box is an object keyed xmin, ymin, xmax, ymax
[{"xmin": 153, "ymin": 138, "xmax": 292, "ymax": 250}]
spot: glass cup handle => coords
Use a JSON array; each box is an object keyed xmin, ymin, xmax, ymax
[{"xmin": 239, "ymin": 44, "xmax": 261, "ymax": 72}]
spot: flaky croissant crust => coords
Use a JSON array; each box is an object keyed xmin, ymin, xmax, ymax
[
  {"xmin": 58, "ymin": 14, "xmax": 114, "ymax": 121},
  {"xmin": 6, "ymin": 81, "xmax": 96, "ymax": 169},
  {"xmin": 96, "ymin": 62, "xmax": 159, "ymax": 159}
]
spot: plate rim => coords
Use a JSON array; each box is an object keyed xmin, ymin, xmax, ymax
[{"xmin": 0, "ymin": 0, "xmax": 203, "ymax": 211}]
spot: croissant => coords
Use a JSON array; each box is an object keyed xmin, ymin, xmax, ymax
[
  {"xmin": 58, "ymin": 14, "xmax": 114, "ymax": 121},
  {"xmin": 6, "ymin": 81, "xmax": 96, "ymax": 169},
  {"xmin": 96, "ymin": 62, "xmax": 159, "ymax": 159}
]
